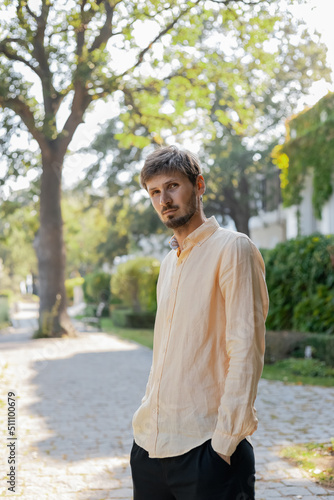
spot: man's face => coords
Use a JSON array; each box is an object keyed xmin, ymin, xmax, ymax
[{"xmin": 146, "ymin": 171, "xmax": 202, "ymax": 229}]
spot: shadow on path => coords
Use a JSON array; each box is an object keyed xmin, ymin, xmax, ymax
[{"xmin": 29, "ymin": 347, "xmax": 151, "ymax": 462}]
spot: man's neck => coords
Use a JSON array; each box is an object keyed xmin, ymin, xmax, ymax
[{"xmin": 173, "ymin": 212, "xmax": 207, "ymax": 251}]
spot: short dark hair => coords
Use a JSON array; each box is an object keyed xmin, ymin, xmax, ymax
[{"xmin": 140, "ymin": 145, "xmax": 202, "ymax": 190}]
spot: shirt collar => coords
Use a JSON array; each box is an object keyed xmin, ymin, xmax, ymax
[{"xmin": 168, "ymin": 216, "xmax": 220, "ymax": 254}]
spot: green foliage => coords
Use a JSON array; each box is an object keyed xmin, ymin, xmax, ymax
[
  {"xmin": 273, "ymin": 92, "xmax": 334, "ymax": 218},
  {"xmin": 2, "ymin": 0, "xmax": 310, "ymax": 175},
  {"xmin": 0, "ymin": 296, "xmax": 10, "ymax": 327},
  {"xmin": 0, "ymin": 289, "xmax": 14, "ymax": 300},
  {"xmin": 64, "ymin": 276, "xmax": 84, "ymax": 302},
  {"xmin": 293, "ymin": 285, "xmax": 334, "ymax": 335},
  {"xmin": 81, "ymin": 2, "xmax": 330, "ymax": 238},
  {"xmin": 0, "ymin": 193, "xmax": 38, "ymax": 279},
  {"xmin": 111, "ymin": 257, "xmax": 160, "ymax": 313},
  {"xmin": 62, "ymin": 188, "xmax": 166, "ymax": 273},
  {"xmin": 111, "ymin": 308, "xmax": 133, "ymax": 327},
  {"xmin": 83, "ymin": 270, "xmax": 111, "ymax": 304},
  {"xmin": 62, "ymin": 192, "xmax": 113, "ymax": 275},
  {"xmin": 272, "ymin": 358, "xmax": 334, "ymax": 378},
  {"xmin": 198, "ymin": 22, "xmax": 330, "ymax": 234},
  {"xmin": 112, "ymin": 309, "xmax": 156, "ymax": 329},
  {"xmin": 263, "ymin": 234, "xmax": 334, "ymax": 332}
]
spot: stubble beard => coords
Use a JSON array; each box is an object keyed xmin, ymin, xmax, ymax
[{"xmin": 162, "ymin": 190, "xmax": 198, "ymax": 229}]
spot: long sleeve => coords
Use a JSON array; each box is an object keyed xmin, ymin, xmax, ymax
[{"xmin": 211, "ymin": 236, "xmax": 269, "ymax": 457}]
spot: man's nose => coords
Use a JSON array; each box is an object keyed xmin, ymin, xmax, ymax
[{"xmin": 159, "ymin": 190, "xmax": 172, "ymax": 206}]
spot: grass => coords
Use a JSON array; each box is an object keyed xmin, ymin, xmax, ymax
[
  {"xmin": 280, "ymin": 441, "xmax": 334, "ymax": 488},
  {"xmin": 262, "ymin": 358, "xmax": 334, "ymax": 387},
  {"xmin": 100, "ymin": 317, "xmax": 154, "ymax": 349}
]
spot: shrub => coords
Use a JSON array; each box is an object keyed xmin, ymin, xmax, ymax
[
  {"xmin": 111, "ymin": 257, "xmax": 160, "ymax": 313},
  {"xmin": 0, "ymin": 289, "xmax": 15, "ymax": 302},
  {"xmin": 292, "ymin": 285, "xmax": 334, "ymax": 335},
  {"xmin": 262, "ymin": 234, "xmax": 334, "ymax": 333},
  {"xmin": 112, "ymin": 308, "xmax": 133, "ymax": 327},
  {"xmin": 83, "ymin": 271, "xmax": 111, "ymax": 304},
  {"xmin": 112, "ymin": 309, "xmax": 156, "ymax": 328},
  {"xmin": 0, "ymin": 296, "xmax": 10, "ymax": 326},
  {"xmin": 265, "ymin": 331, "xmax": 334, "ymax": 367},
  {"xmin": 65, "ymin": 277, "xmax": 84, "ymax": 301}
]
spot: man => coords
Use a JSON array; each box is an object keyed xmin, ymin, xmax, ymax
[{"xmin": 130, "ymin": 145, "xmax": 269, "ymax": 500}]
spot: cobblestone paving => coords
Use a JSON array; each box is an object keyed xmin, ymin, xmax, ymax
[{"xmin": 1, "ymin": 302, "xmax": 333, "ymax": 499}]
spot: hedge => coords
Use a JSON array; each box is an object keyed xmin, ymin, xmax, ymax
[
  {"xmin": 262, "ymin": 234, "xmax": 334, "ymax": 334},
  {"xmin": 265, "ymin": 331, "xmax": 334, "ymax": 367},
  {"xmin": 83, "ymin": 271, "xmax": 111, "ymax": 304},
  {"xmin": 111, "ymin": 257, "xmax": 160, "ymax": 313},
  {"xmin": 112, "ymin": 308, "xmax": 156, "ymax": 329}
]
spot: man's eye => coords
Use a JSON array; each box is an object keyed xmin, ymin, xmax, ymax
[{"xmin": 169, "ymin": 183, "xmax": 178, "ymax": 189}]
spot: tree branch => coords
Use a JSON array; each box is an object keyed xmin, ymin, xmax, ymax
[
  {"xmin": 0, "ymin": 96, "xmax": 48, "ymax": 151},
  {"xmin": 57, "ymin": 86, "xmax": 92, "ymax": 158},
  {"xmin": 29, "ymin": 1, "xmax": 61, "ymax": 121},
  {"xmin": 88, "ymin": 1, "xmax": 115, "ymax": 52},
  {"xmin": 0, "ymin": 40, "xmax": 42, "ymax": 78},
  {"xmin": 122, "ymin": 87, "xmax": 174, "ymax": 128},
  {"xmin": 25, "ymin": 3, "xmax": 39, "ymax": 20},
  {"xmin": 120, "ymin": 0, "xmax": 202, "ymax": 78}
]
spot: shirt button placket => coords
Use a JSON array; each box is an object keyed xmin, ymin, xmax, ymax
[{"xmin": 155, "ymin": 264, "xmax": 182, "ymax": 454}]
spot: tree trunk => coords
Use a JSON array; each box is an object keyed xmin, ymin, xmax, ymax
[
  {"xmin": 233, "ymin": 212, "xmax": 250, "ymax": 236},
  {"xmin": 228, "ymin": 176, "xmax": 251, "ymax": 236},
  {"xmin": 222, "ymin": 181, "xmax": 251, "ymax": 236},
  {"xmin": 35, "ymin": 150, "xmax": 76, "ymax": 337}
]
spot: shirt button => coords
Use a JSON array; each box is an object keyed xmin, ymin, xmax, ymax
[
  {"xmin": 168, "ymin": 318, "xmax": 171, "ymax": 324},
  {"xmin": 152, "ymin": 408, "xmax": 157, "ymax": 414},
  {"xmin": 172, "ymin": 289, "xmax": 175, "ymax": 293}
]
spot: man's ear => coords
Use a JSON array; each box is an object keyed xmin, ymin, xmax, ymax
[{"xmin": 197, "ymin": 175, "xmax": 206, "ymax": 196}]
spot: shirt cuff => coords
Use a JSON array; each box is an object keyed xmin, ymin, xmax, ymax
[{"xmin": 211, "ymin": 431, "xmax": 242, "ymax": 457}]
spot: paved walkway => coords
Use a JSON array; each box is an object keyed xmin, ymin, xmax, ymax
[{"xmin": 0, "ymin": 302, "xmax": 333, "ymax": 499}]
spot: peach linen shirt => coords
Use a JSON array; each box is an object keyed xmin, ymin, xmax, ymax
[{"xmin": 132, "ymin": 216, "xmax": 269, "ymax": 458}]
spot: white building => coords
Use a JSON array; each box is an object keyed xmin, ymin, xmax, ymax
[
  {"xmin": 250, "ymin": 93, "xmax": 334, "ymax": 249},
  {"xmin": 250, "ymin": 172, "xmax": 334, "ymax": 249}
]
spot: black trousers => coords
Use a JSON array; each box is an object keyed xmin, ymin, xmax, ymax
[{"xmin": 130, "ymin": 438, "xmax": 255, "ymax": 500}]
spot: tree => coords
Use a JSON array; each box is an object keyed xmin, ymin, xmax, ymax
[
  {"xmin": 202, "ymin": 22, "xmax": 331, "ymax": 235},
  {"xmin": 0, "ymin": 189, "xmax": 39, "ymax": 285},
  {"xmin": 0, "ymin": 0, "xmax": 260, "ymax": 336},
  {"xmin": 77, "ymin": 3, "xmax": 330, "ymax": 237}
]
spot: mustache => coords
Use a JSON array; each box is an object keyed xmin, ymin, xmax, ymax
[{"xmin": 161, "ymin": 206, "xmax": 179, "ymax": 215}]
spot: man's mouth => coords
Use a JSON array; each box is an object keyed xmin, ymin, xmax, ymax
[{"xmin": 163, "ymin": 209, "xmax": 177, "ymax": 216}]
